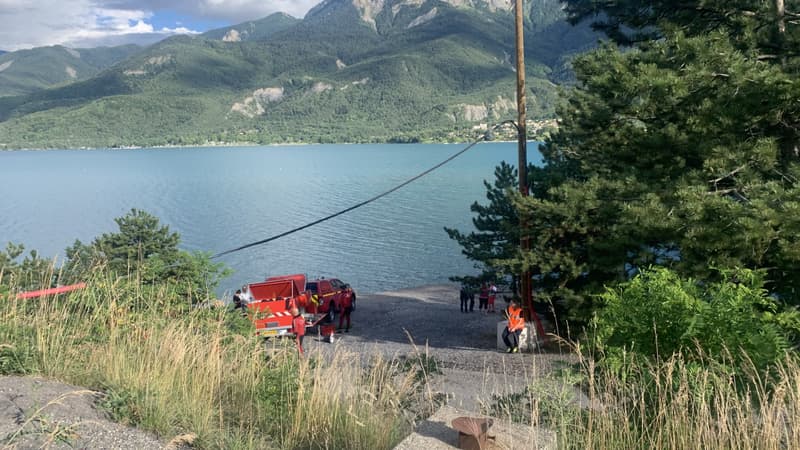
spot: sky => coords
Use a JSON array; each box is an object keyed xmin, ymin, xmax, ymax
[{"xmin": 0, "ymin": 0, "xmax": 322, "ymax": 51}]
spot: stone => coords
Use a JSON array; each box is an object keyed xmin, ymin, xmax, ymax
[{"xmin": 496, "ymin": 321, "xmax": 538, "ymax": 353}]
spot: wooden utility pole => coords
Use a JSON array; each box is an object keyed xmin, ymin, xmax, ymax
[
  {"xmin": 514, "ymin": 0, "xmax": 531, "ymax": 316},
  {"xmin": 515, "ymin": 0, "xmax": 528, "ymax": 204},
  {"xmin": 514, "ymin": 0, "xmax": 546, "ymax": 343}
]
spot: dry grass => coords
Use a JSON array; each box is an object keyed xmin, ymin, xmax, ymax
[
  {"xmin": 0, "ymin": 270, "xmax": 431, "ymax": 449},
  {"xmin": 567, "ymin": 353, "xmax": 800, "ymax": 449},
  {"xmin": 488, "ymin": 339, "xmax": 800, "ymax": 450}
]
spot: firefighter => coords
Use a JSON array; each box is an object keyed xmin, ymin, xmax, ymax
[
  {"xmin": 290, "ymin": 307, "xmax": 306, "ymax": 354},
  {"xmin": 312, "ymin": 297, "xmax": 336, "ymax": 343},
  {"xmin": 503, "ymin": 299, "xmax": 525, "ymax": 353},
  {"xmin": 478, "ymin": 283, "xmax": 489, "ymax": 311},
  {"xmin": 338, "ymin": 288, "xmax": 353, "ymax": 332}
]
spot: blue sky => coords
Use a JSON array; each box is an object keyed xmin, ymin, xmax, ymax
[
  {"xmin": 147, "ymin": 10, "xmax": 230, "ymax": 32},
  {"xmin": 0, "ymin": 0, "xmax": 322, "ymax": 51}
]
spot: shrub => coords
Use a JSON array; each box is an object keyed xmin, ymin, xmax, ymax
[
  {"xmin": 63, "ymin": 209, "xmax": 230, "ymax": 303},
  {"xmin": 590, "ymin": 267, "xmax": 800, "ymax": 378}
]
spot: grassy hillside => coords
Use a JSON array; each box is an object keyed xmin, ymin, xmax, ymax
[
  {"xmin": 0, "ymin": 0, "xmax": 598, "ymax": 149},
  {"xmin": 0, "ymin": 45, "xmax": 141, "ymax": 97}
]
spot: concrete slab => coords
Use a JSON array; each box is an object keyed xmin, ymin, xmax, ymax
[
  {"xmin": 393, "ymin": 405, "xmax": 556, "ymax": 450},
  {"xmin": 496, "ymin": 322, "xmax": 537, "ymax": 353}
]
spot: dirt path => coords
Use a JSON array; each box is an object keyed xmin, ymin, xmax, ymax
[{"xmin": 299, "ymin": 284, "xmax": 579, "ymax": 411}]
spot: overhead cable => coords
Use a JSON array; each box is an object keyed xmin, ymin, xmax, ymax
[{"xmin": 211, "ymin": 126, "xmax": 506, "ymax": 259}]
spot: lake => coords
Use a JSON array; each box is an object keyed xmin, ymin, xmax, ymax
[{"xmin": 0, "ymin": 143, "xmax": 541, "ymax": 295}]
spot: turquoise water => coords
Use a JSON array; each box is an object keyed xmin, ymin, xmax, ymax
[{"xmin": 0, "ymin": 143, "xmax": 541, "ymax": 294}]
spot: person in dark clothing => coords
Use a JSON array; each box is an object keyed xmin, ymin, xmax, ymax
[
  {"xmin": 469, "ymin": 289, "xmax": 475, "ymax": 312},
  {"xmin": 459, "ymin": 286, "xmax": 470, "ymax": 312},
  {"xmin": 232, "ymin": 289, "xmax": 245, "ymax": 310}
]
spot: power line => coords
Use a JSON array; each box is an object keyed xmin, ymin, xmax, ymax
[{"xmin": 211, "ymin": 128, "xmax": 501, "ymax": 259}]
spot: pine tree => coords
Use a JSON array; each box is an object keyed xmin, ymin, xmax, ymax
[{"xmin": 500, "ymin": 2, "xmax": 800, "ymax": 323}]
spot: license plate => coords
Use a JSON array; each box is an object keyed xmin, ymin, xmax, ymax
[{"xmin": 262, "ymin": 329, "xmax": 279, "ymax": 336}]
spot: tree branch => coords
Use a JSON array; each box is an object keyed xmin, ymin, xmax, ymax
[{"xmin": 709, "ymin": 164, "xmax": 748, "ymax": 185}]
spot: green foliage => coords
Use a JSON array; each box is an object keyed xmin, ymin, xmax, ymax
[
  {"xmin": 591, "ymin": 267, "xmax": 800, "ymax": 377},
  {"xmin": 0, "ymin": 243, "xmax": 54, "ymax": 291},
  {"xmin": 400, "ymin": 352, "xmax": 442, "ymax": 382},
  {"xmin": 63, "ymin": 209, "xmax": 230, "ymax": 303},
  {"xmin": 499, "ymin": 6, "xmax": 800, "ymax": 323},
  {"xmin": 0, "ymin": 343, "xmax": 36, "ymax": 375},
  {"xmin": 0, "ymin": 44, "xmax": 141, "ymax": 97},
  {"xmin": 99, "ymin": 386, "xmax": 143, "ymax": 426},
  {"xmin": 563, "ymin": 0, "xmax": 800, "ymax": 55}
]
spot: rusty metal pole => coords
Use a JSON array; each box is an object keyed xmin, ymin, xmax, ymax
[{"xmin": 515, "ymin": 0, "xmax": 546, "ymax": 344}]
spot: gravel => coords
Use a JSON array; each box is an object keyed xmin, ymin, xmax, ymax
[
  {"xmin": 0, "ymin": 376, "xmax": 164, "ymax": 449},
  {"xmin": 299, "ymin": 284, "xmax": 580, "ymax": 411}
]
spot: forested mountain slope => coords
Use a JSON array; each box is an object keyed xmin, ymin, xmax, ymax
[{"xmin": 0, "ymin": 0, "xmax": 597, "ymax": 148}]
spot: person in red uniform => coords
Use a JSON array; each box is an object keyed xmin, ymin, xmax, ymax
[
  {"xmin": 337, "ymin": 288, "xmax": 353, "ymax": 332},
  {"xmin": 478, "ymin": 283, "xmax": 489, "ymax": 312},
  {"xmin": 290, "ymin": 307, "xmax": 306, "ymax": 354},
  {"xmin": 487, "ymin": 283, "xmax": 498, "ymax": 313}
]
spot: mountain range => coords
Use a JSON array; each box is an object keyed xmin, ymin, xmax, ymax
[
  {"xmin": 0, "ymin": 0, "xmax": 598, "ymax": 149},
  {"xmin": 0, "ymin": 45, "xmax": 141, "ymax": 97}
]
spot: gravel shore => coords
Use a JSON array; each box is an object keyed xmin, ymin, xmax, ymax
[{"xmin": 299, "ymin": 284, "xmax": 579, "ymax": 411}]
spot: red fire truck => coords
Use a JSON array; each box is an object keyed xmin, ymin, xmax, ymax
[{"xmin": 243, "ymin": 274, "xmax": 354, "ymax": 337}]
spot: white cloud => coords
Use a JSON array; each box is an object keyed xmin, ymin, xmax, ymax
[
  {"xmin": 0, "ymin": 0, "xmax": 322, "ymax": 51},
  {"xmin": 103, "ymin": 0, "xmax": 321, "ymax": 22}
]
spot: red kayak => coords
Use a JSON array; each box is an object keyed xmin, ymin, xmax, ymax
[{"xmin": 16, "ymin": 283, "xmax": 87, "ymax": 299}]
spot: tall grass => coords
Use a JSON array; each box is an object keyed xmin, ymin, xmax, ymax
[
  {"xmin": 489, "ymin": 341, "xmax": 800, "ymax": 449},
  {"xmin": 0, "ymin": 270, "xmax": 428, "ymax": 449},
  {"xmin": 9, "ymin": 267, "xmax": 799, "ymax": 449}
]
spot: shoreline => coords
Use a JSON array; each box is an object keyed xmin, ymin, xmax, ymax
[
  {"xmin": 0, "ymin": 133, "xmax": 548, "ymax": 152},
  {"xmin": 0, "ymin": 140, "xmax": 520, "ymax": 152}
]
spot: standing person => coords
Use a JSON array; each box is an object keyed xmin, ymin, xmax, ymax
[
  {"xmin": 478, "ymin": 283, "xmax": 489, "ymax": 312},
  {"xmin": 469, "ymin": 288, "xmax": 476, "ymax": 312},
  {"xmin": 338, "ymin": 288, "xmax": 353, "ymax": 332},
  {"xmin": 290, "ymin": 307, "xmax": 306, "ymax": 354},
  {"xmin": 503, "ymin": 299, "xmax": 525, "ymax": 353},
  {"xmin": 488, "ymin": 283, "xmax": 498, "ymax": 313},
  {"xmin": 459, "ymin": 285, "xmax": 470, "ymax": 313}
]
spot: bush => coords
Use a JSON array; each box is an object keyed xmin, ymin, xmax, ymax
[
  {"xmin": 590, "ymin": 267, "xmax": 800, "ymax": 378},
  {"xmin": 63, "ymin": 209, "xmax": 230, "ymax": 303}
]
